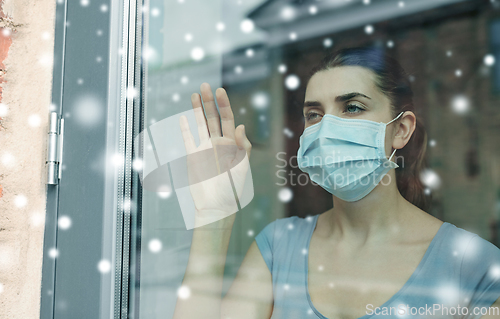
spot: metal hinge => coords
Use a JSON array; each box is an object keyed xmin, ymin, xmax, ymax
[{"xmin": 46, "ymin": 112, "xmax": 65, "ymax": 185}]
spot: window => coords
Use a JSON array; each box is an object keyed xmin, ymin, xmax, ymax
[{"xmin": 41, "ymin": 0, "xmax": 500, "ymax": 318}]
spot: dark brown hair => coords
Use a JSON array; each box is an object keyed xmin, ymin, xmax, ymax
[{"xmin": 308, "ymin": 46, "xmax": 429, "ymax": 211}]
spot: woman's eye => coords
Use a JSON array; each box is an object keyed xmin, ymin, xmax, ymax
[
  {"xmin": 344, "ymin": 104, "xmax": 364, "ymax": 114},
  {"xmin": 305, "ymin": 112, "xmax": 322, "ymax": 122}
]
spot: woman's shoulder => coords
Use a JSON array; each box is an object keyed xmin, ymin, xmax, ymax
[
  {"xmin": 442, "ymin": 222, "xmax": 500, "ymax": 254},
  {"xmin": 255, "ymin": 215, "xmax": 317, "ymax": 247},
  {"xmin": 263, "ymin": 215, "xmax": 316, "ymax": 233},
  {"xmin": 434, "ymin": 222, "xmax": 500, "ymax": 261},
  {"xmin": 442, "ymin": 223, "xmax": 500, "ymax": 309}
]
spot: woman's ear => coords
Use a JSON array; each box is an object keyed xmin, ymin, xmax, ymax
[{"xmin": 393, "ymin": 111, "xmax": 416, "ymax": 150}]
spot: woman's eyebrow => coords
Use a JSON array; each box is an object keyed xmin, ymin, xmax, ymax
[
  {"xmin": 303, "ymin": 101, "xmax": 322, "ymax": 108},
  {"xmin": 335, "ymin": 92, "xmax": 371, "ymax": 102},
  {"xmin": 303, "ymin": 92, "xmax": 371, "ymax": 109}
]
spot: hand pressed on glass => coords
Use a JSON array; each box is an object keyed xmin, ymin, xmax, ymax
[{"xmin": 179, "ymin": 83, "xmax": 253, "ymax": 227}]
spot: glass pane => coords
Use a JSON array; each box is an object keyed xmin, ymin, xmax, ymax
[{"xmin": 133, "ymin": 0, "xmax": 500, "ymax": 317}]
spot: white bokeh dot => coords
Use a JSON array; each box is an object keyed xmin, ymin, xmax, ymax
[
  {"xmin": 31, "ymin": 211, "xmax": 45, "ymax": 228},
  {"xmin": 1, "ymin": 152, "xmax": 15, "ymax": 167},
  {"xmin": 132, "ymin": 159, "xmax": 143, "ymax": 171},
  {"xmin": 190, "ymin": 47, "xmax": 205, "ymax": 61},
  {"xmin": 28, "ymin": 114, "xmax": 41, "ymax": 127},
  {"xmin": 451, "ymin": 95, "xmax": 469, "ymax": 114},
  {"xmin": 158, "ymin": 190, "xmax": 172, "ymax": 199},
  {"xmin": 484, "ymin": 54, "xmax": 495, "ymax": 66},
  {"xmin": 240, "ymin": 19, "xmax": 255, "ymax": 33},
  {"xmin": 245, "ymin": 48, "xmax": 254, "ymax": 58},
  {"xmin": 123, "ymin": 199, "xmax": 131, "ymax": 210},
  {"xmin": 278, "ymin": 64, "xmax": 287, "ymax": 74},
  {"xmin": 364, "ymin": 24, "xmax": 374, "ymax": 34},
  {"xmin": 58, "ymin": 215, "xmax": 72, "ymax": 230},
  {"xmin": 281, "ymin": 6, "xmax": 295, "ymax": 20},
  {"xmin": 247, "ymin": 229, "xmax": 254, "ymax": 237},
  {"xmin": 280, "ymin": 128, "xmax": 292, "ymax": 137},
  {"xmin": 149, "ymin": 239, "xmax": 162, "ymax": 253},
  {"xmin": 323, "ymin": 38, "xmax": 333, "ymax": 48},
  {"xmin": 15, "ymin": 194, "xmax": 28, "ymax": 208},
  {"xmin": 0, "ymin": 103, "xmax": 8, "ymax": 116},
  {"xmin": 112, "ymin": 153, "xmax": 124, "ymax": 167},
  {"xmin": 279, "ymin": 187, "xmax": 293, "ymax": 203},
  {"xmin": 420, "ymin": 169, "xmax": 441, "ymax": 190},
  {"xmin": 309, "ymin": 5, "xmax": 317, "ymax": 15},
  {"xmin": 490, "ymin": 265, "xmax": 500, "ymax": 278},
  {"xmin": 285, "ymin": 74, "xmax": 300, "ymax": 90},
  {"xmin": 289, "ymin": 32, "xmax": 297, "ymax": 41},
  {"xmin": 180, "ymin": 76, "xmax": 189, "ymax": 84},
  {"xmin": 127, "ymin": 86, "xmax": 137, "ymax": 99},
  {"xmin": 455, "ymin": 69, "xmax": 462, "ymax": 77},
  {"xmin": 251, "ymin": 92, "xmax": 269, "ymax": 110},
  {"xmin": 48, "ymin": 248, "xmax": 59, "ymax": 258},
  {"xmin": 178, "ymin": 285, "xmax": 191, "ymax": 299},
  {"xmin": 98, "ymin": 259, "xmax": 111, "ymax": 273},
  {"xmin": 151, "ymin": 7, "xmax": 160, "ymax": 17},
  {"xmin": 387, "ymin": 40, "xmax": 394, "ymax": 48},
  {"xmin": 100, "ymin": 4, "xmax": 108, "ymax": 12},
  {"xmin": 172, "ymin": 93, "xmax": 181, "ymax": 102},
  {"xmin": 80, "ymin": 0, "xmax": 89, "ymax": 7},
  {"xmin": 184, "ymin": 33, "xmax": 193, "ymax": 42},
  {"xmin": 234, "ymin": 65, "xmax": 243, "ymax": 74},
  {"xmin": 216, "ymin": 22, "xmax": 225, "ymax": 32}
]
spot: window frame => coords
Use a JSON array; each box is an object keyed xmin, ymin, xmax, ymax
[{"xmin": 40, "ymin": 0, "xmax": 144, "ymax": 318}]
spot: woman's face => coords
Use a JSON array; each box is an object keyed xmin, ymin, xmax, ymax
[{"xmin": 303, "ymin": 65, "xmax": 399, "ymax": 156}]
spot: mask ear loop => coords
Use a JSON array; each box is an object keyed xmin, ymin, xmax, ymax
[
  {"xmin": 388, "ymin": 148, "xmax": 397, "ymax": 161},
  {"xmin": 386, "ymin": 111, "xmax": 404, "ymax": 163},
  {"xmin": 386, "ymin": 111, "xmax": 405, "ymax": 125}
]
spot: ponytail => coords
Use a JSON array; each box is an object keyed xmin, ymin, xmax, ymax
[{"xmin": 395, "ymin": 116, "xmax": 429, "ymax": 211}]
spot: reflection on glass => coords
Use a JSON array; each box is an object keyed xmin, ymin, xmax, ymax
[{"xmin": 134, "ymin": 0, "xmax": 500, "ymax": 318}]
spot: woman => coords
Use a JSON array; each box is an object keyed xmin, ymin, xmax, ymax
[{"xmin": 174, "ymin": 47, "xmax": 500, "ymax": 319}]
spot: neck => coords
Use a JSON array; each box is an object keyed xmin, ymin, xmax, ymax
[{"xmin": 325, "ymin": 171, "xmax": 411, "ymax": 245}]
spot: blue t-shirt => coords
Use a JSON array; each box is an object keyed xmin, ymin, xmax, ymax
[{"xmin": 255, "ymin": 214, "xmax": 500, "ymax": 318}]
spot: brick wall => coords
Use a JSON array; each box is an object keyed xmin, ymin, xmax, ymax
[{"xmin": 0, "ymin": 0, "xmax": 56, "ymax": 318}]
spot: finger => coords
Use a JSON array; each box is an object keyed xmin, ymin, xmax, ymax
[
  {"xmin": 216, "ymin": 88, "xmax": 235, "ymax": 140},
  {"xmin": 191, "ymin": 93, "xmax": 210, "ymax": 142},
  {"xmin": 179, "ymin": 115, "xmax": 196, "ymax": 154},
  {"xmin": 235, "ymin": 124, "xmax": 252, "ymax": 158},
  {"xmin": 200, "ymin": 83, "xmax": 222, "ymax": 138}
]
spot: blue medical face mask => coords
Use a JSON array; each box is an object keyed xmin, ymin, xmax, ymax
[{"xmin": 297, "ymin": 111, "xmax": 404, "ymax": 202}]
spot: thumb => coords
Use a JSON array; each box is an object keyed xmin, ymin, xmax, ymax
[{"xmin": 235, "ymin": 124, "xmax": 252, "ymax": 158}]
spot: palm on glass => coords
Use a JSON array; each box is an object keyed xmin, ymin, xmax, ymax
[{"xmin": 179, "ymin": 83, "xmax": 252, "ymax": 222}]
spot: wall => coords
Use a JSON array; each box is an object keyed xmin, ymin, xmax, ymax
[{"xmin": 0, "ymin": 0, "xmax": 55, "ymax": 317}]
